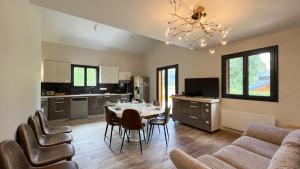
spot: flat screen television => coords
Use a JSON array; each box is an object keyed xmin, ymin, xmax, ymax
[{"xmin": 185, "ymin": 78, "xmax": 219, "ymax": 98}]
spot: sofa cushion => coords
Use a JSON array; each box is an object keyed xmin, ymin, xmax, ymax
[
  {"xmin": 197, "ymin": 155, "xmax": 236, "ymax": 169},
  {"xmin": 214, "ymin": 145, "xmax": 270, "ymax": 169},
  {"xmin": 244, "ymin": 124, "xmax": 290, "ymax": 145},
  {"xmin": 170, "ymin": 149, "xmax": 211, "ymax": 169},
  {"xmin": 282, "ymin": 129, "xmax": 300, "ymax": 146},
  {"xmin": 267, "ymin": 143, "xmax": 300, "ymax": 169},
  {"xmin": 232, "ymin": 136, "xmax": 280, "ymax": 159}
]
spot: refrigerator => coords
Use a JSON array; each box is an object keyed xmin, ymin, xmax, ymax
[{"xmin": 133, "ymin": 76, "xmax": 150, "ymax": 103}]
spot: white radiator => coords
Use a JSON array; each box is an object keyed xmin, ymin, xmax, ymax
[{"xmin": 221, "ymin": 109, "xmax": 275, "ymax": 131}]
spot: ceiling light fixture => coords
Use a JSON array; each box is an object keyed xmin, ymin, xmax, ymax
[{"xmin": 166, "ymin": 0, "xmax": 230, "ymax": 54}]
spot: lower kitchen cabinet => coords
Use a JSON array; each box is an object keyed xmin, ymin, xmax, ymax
[
  {"xmin": 88, "ymin": 96, "xmax": 105, "ymax": 115},
  {"xmin": 172, "ymin": 98, "xmax": 220, "ymax": 133},
  {"xmin": 48, "ymin": 97, "xmax": 71, "ymax": 120},
  {"xmin": 45, "ymin": 94, "xmax": 131, "ymax": 120}
]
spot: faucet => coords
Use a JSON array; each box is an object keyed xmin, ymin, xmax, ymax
[{"xmin": 88, "ymin": 88, "xmax": 93, "ymax": 94}]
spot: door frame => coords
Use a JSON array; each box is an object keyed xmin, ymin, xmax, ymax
[{"xmin": 156, "ymin": 64, "xmax": 179, "ymax": 109}]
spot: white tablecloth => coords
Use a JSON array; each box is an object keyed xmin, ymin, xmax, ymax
[{"xmin": 108, "ymin": 102, "xmax": 162, "ymax": 118}]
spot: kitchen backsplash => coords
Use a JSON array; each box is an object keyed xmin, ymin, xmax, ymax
[{"xmin": 41, "ymin": 83, "xmax": 131, "ymax": 96}]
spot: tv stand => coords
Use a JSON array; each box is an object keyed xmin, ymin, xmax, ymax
[{"xmin": 171, "ymin": 95, "xmax": 220, "ymax": 132}]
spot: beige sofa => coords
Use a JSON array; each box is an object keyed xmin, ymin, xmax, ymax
[{"xmin": 170, "ymin": 124, "xmax": 300, "ymax": 169}]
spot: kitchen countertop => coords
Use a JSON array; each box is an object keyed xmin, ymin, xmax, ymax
[
  {"xmin": 171, "ymin": 95, "xmax": 220, "ymax": 103},
  {"xmin": 41, "ymin": 93, "xmax": 132, "ymax": 99}
]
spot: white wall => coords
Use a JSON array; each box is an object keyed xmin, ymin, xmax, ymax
[
  {"xmin": 144, "ymin": 26, "xmax": 300, "ymax": 127},
  {"xmin": 42, "ymin": 41, "xmax": 145, "ymax": 75},
  {"xmin": 0, "ymin": 0, "xmax": 41, "ymax": 140}
]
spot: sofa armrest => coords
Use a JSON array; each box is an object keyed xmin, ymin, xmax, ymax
[
  {"xmin": 244, "ymin": 124, "xmax": 290, "ymax": 145},
  {"xmin": 170, "ymin": 149, "xmax": 211, "ymax": 169}
]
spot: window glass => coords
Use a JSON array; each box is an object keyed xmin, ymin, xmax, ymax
[
  {"xmin": 87, "ymin": 68, "xmax": 97, "ymax": 86},
  {"xmin": 248, "ymin": 52, "xmax": 271, "ymax": 96},
  {"xmin": 227, "ymin": 57, "xmax": 243, "ymax": 95},
  {"xmin": 73, "ymin": 67, "xmax": 85, "ymax": 86}
]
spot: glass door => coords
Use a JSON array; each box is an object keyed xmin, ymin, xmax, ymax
[{"xmin": 157, "ymin": 65, "xmax": 178, "ymax": 111}]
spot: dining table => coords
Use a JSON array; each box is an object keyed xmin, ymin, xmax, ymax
[{"xmin": 107, "ymin": 102, "xmax": 163, "ymax": 142}]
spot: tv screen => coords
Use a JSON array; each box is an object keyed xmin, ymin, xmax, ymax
[{"xmin": 185, "ymin": 78, "xmax": 219, "ymax": 98}]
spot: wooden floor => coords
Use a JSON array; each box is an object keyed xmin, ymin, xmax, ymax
[{"xmin": 51, "ymin": 116, "xmax": 240, "ymax": 169}]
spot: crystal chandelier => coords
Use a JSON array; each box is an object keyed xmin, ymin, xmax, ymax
[{"xmin": 165, "ymin": 0, "xmax": 230, "ymax": 54}]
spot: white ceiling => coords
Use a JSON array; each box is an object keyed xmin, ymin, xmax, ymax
[
  {"xmin": 33, "ymin": 0, "xmax": 300, "ymax": 50},
  {"xmin": 41, "ymin": 8, "xmax": 158, "ymax": 56}
]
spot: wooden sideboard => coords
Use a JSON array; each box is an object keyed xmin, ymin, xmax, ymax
[{"xmin": 171, "ymin": 96, "xmax": 220, "ymax": 133}]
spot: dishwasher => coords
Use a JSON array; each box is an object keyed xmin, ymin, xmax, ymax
[{"xmin": 71, "ymin": 97, "xmax": 88, "ymax": 119}]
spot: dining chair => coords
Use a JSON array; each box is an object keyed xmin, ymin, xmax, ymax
[
  {"xmin": 147, "ymin": 106, "xmax": 171, "ymax": 147},
  {"xmin": 104, "ymin": 105, "xmax": 122, "ymax": 148},
  {"xmin": 120, "ymin": 109, "xmax": 146, "ymax": 154},
  {"xmin": 0, "ymin": 140, "xmax": 79, "ymax": 169},
  {"xmin": 35, "ymin": 110, "xmax": 72, "ymax": 135},
  {"xmin": 29, "ymin": 115, "xmax": 73, "ymax": 147},
  {"xmin": 17, "ymin": 124, "xmax": 75, "ymax": 167}
]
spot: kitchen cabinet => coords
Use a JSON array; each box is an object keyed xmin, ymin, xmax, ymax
[
  {"xmin": 88, "ymin": 96, "xmax": 105, "ymax": 115},
  {"xmin": 100, "ymin": 65, "xmax": 119, "ymax": 84},
  {"xmin": 172, "ymin": 99, "xmax": 183, "ymax": 121},
  {"xmin": 48, "ymin": 97, "xmax": 70, "ymax": 120},
  {"xmin": 42, "ymin": 60, "xmax": 71, "ymax": 83},
  {"xmin": 43, "ymin": 60, "xmax": 58, "ymax": 82},
  {"xmin": 57, "ymin": 62, "xmax": 71, "ymax": 83},
  {"xmin": 119, "ymin": 71, "xmax": 132, "ymax": 81},
  {"xmin": 172, "ymin": 98, "xmax": 220, "ymax": 132}
]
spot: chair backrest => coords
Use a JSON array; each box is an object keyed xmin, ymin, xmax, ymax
[
  {"xmin": 164, "ymin": 106, "xmax": 171, "ymax": 124},
  {"xmin": 104, "ymin": 105, "xmax": 120, "ymax": 125},
  {"xmin": 152, "ymin": 100, "xmax": 160, "ymax": 106},
  {"xmin": 121, "ymin": 109, "xmax": 143, "ymax": 130},
  {"xmin": 29, "ymin": 115, "xmax": 45, "ymax": 145},
  {"xmin": 17, "ymin": 123, "xmax": 40, "ymax": 165},
  {"xmin": 0, "ymin": 140, "xmax": 32, "ymax": 169},
  {"xmin": 35, "ymin": 110, "xmax": 49, "ymax": 135}
]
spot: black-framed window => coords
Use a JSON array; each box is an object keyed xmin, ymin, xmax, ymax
[
  {"xmin": 222, "ymin": 45, "xmax": 278, "ymax": 102},
  {"xmin": 71, "ymin": 64, "xmax": 99, "ymax": 87}
]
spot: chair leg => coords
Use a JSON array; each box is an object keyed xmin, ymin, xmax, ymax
[
  {"xmin": 138, "ymin": 130, "xmax": 142, "ymax": 154},
  {"xmin": 163, "ymin": 125, "xmax": 168, "ymax": 147},
  {"xmin": 147, "ymin": 124, "xmax": 153, "ymax": 144},
  {"xmin": 151, "ymin": 124, "xmax": 155, "ymax": 138},
  {"xmin": 109, "ymin": 125, "xmax": 114, "ymax": 148},
  {"xmin": 166, "ymin": 125, "xmax": 169, "ymax": 140},
  {"xmin": 146, "ymin": 119, "xmax": 149, "ymax": 135},
  {"xmin": 104, "ymin": 123, "xmax": 109, "ymax": 140},
  {"xmin": 120, "ymin": 130, "xmax": 126, "ymax": 152},
  {"xmin": 158, "ymin": 125, "xmax": 160, "ymax": 133},
  {"xmin": 119, "ymin": 125, "xmax": 122, "ymax": 136},
  {"xmin": 142, "ymin": 128, "xmax": 146, "ymax": 144},
  {"xmin": 127, "ymin": 130, "xmax": 130, "ymax": 143}
]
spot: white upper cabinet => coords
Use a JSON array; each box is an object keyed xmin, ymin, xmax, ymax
[
  {"xmin": 100, "ymin": 65, "xmax": 119, "ymax": 84},
  {"xmin": 57, "ymin": 62, "xmax": 71, "ymax": 83},
  {"xmin": 119, "ymin": 71, "xmax": 132, "ymax": 81},
  {"xmin": 42, "ymin": 60, "xmax": 71, "ymax": 83},
  {"xmin": 43, "ymin": 60, "xmax": 58, "ymax": 82}
]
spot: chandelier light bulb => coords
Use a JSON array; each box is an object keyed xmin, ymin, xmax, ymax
[
  {"xmin": 221, "ymin": 40, "xmax": 227, "ymax": 45},
  {"xmin": 218, "ymin": 24, "xmax": 222, "ymax": 28},
  {"xmin": 178, "ymin": 36, "xmax": 183, "ymax": 40},
  {"xmin": 190, "ymin": 6, "xmax": 194, "ymax": 10},
  {"xmin": 209, "ymin": 49, "xmax": 215, "ymax": 54},
  {"xmin": 166, "ymin": 28, "xmax": 170, "ymax": 32},
  {"xmin": 165, "ymin": 41, "xmax": 170, "ymax": 45}
]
